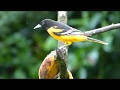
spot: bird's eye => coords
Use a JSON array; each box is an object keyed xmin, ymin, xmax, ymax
[
  {"xmin": 40, "ymin": 21, "xmax": 45, "ymax": 26},
  {"xmin": 53, "ymin": 26, "xmax": 58, "ymax": 29},
  {"xmin": 42, "ymin": 22, "xmax": 45, "ymax": 25}
]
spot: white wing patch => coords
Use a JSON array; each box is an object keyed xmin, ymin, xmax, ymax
[{"xmin": 53, "ymin": 28, "xmax": 84, "ymax": 36}]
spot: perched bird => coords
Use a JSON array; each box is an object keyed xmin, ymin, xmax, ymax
[{"xmin": 34, "ymin": 19, "xmax": 108, "ymax": 46}]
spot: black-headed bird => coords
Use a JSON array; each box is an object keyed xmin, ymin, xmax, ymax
[{"xmin": 34, "ymin": 19, "xmax": 108, "ymax": 46}]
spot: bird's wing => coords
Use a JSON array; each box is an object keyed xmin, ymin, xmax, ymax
[{"xmin": 53, "ymin": 28, "xmax": 84, "ymax": 36}]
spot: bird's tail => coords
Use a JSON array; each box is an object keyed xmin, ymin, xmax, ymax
[{"xmin": 87, "ymin": 37, "xmax": 108, "ymax": 45}]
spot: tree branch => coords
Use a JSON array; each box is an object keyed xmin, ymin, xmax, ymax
[
  {"xmin": 56, "ymin": 48, "xmax": 68, "ymax": 79},
  {"xmin": 57, "ymin": 11, "xmax": 68, "ymax": 79},
  {"xmin": 84, "ymin": 23, "xmax": 120, "ymax": 37},
  {"xmin": 57, "ymin": 11, "xmax": 68, "ymax": 48}
]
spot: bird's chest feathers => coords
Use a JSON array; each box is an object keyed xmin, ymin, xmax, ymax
[
  {"xmin": 47, "ymin": 27, "xmax": 64, "ymax": 40},
  {"xmin": 47, "ymin": 27, "xmax": 88, "ymax": 42}
]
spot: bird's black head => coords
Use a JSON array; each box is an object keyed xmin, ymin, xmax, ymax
[
  {"xmin": 40, "ymin": 19, "xmax": 56, "ymax": 30},
  {"xmin": 34, "ymin": 19, "xmax": 71, "ymax": 30}
]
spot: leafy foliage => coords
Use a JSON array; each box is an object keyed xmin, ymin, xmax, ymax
[{"xmin": 0, "ymin": 11, "xmax": 120, "ymax": 79}]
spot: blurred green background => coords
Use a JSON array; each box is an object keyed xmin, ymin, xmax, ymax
[{"xmin": 0, "ymin": 11, "xmax": 120, "ymax": 79}]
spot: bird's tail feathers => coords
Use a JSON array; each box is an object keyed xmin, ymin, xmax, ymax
[{"xmin": 87, "ymin": 37, "xmax": 108, "ymax": 45}]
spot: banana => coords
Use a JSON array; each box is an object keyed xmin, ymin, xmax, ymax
[
  {"xmin": 57, "ymin": 69, "xmax": 73, "ymax": 79},
  {"xmin": 38, "ymin": 51, "xmax": 59, "ymax": 79},
  {"xmin": 67, "ymin": 69, "xmax": 73, "ymax": 79},
  {"xmin": 38, "ymin": 50, "xmax": 73, "ymax": 79}
]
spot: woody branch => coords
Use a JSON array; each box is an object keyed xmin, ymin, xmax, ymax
[
  {"xmin": 84, "ymin": 23, "xmax": 120, "ymax": 37},
  {"xmin": 57, "ymin": 11, "xmax": 68, "ymax": 79}
]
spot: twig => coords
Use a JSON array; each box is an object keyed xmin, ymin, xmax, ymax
[
  {"xmin": 57, "ymin": 11, "xmax": 68, "ymax": 62},
  {"xmin": 56, "ymin": 48, "xmax": 68, "ymax": 79},
  {"xmin": 84, "ymin": 23, "xmax": 120, "ymax": 37},
  {"xmin": 57, "ymin": 11, "xmax": 68, "ymax": 48},
  {"xmin": 57, "ymin": 11, "xmax": 68, "ymax": 79}
]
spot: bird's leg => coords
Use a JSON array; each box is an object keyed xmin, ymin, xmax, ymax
[
  {"xmin": 58, "ymin": 45, "xmax": 67, "ymax": 55},
  {"xmin": 58, "ymin": 42, "xmax": 72, "ymax": 49},
  {"xmin": 58, "ymin": 43, "xmax": 66, "ymax": 57},
  {"xmin": 65, "ymin": 42, "xmax": 72, "ymax": 46},
  {"xmin": 58, "ymin": 42, "xmax": 72, "ymax": 59}
]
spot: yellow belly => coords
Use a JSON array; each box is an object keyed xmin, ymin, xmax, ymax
[
  {"xmin": 47, "ymin": 28, "xmax": 88, "ymax": 42},
  {"xmin": 57, "ymin": 35, "xmax": 88, "ymax": 42}
]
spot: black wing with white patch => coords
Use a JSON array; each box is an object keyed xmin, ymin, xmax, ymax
[{"xmin": 53, "ymin": 28, "xmax": 84, "ymax": 36}]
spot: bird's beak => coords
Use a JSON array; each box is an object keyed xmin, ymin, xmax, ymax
[{"xmin": 33, "ymin": 24, "xmax": 41, "ymax": 29}]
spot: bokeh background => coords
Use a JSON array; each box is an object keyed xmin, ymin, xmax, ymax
[{"xmin": 0, "ymin": 11, "xmax": 120, "ymax": 79}]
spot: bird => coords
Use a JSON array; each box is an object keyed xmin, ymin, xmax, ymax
[{"xmin": 34, "ymin": 19, "xmax": 108, "ymax": 46}]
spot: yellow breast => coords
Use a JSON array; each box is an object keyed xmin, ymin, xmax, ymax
[{"xmin": 47, "ymin": 27, "xmax": 88, "ymax": 42}]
